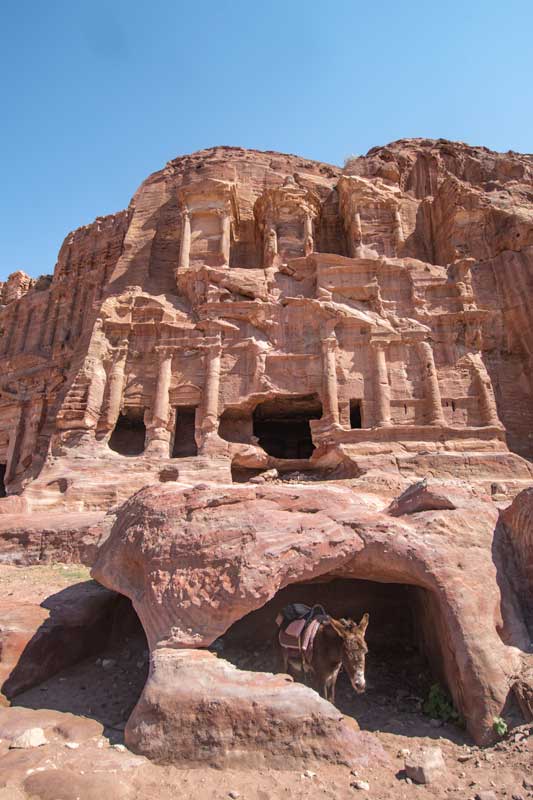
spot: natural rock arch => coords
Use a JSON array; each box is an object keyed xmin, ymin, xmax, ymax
[{"xmin": 91, "ymin": 480, "xmax": 529, "ymax": 758}]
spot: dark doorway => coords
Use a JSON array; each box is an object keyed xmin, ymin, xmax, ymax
[
  {"xmin": 0, "ymin": 464, "xmax": 6, "ymax": 497},
  {"xmin": 109, "ymin": 410, "xmax": 146, "ymax": 456},
  {"xmin": 252, "ymin": 395, "xmax": 322, "ymax": 459},
  {"xmin": 172, "ymin": 406, "xmax": 198, "ymax": 457},
  {"xmin": 350, "ymin": 399, "xmax": 362, "ymax": 429}
]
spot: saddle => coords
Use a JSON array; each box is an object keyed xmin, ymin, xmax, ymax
[{"xmin": 276, "ymin": 603, "xmax": 329, "ymax": 669}]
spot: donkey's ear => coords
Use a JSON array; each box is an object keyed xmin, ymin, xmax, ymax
[{"xmin": 358, "ymin": 613, "xmax": 369, "ymax": 633}]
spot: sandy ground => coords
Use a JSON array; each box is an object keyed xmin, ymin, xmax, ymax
[{"xmin": 1, "ymin": 564, "xmax": 531, "ymax": 799}]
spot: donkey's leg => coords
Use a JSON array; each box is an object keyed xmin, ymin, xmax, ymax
[
  {"xmin": 280, "ymin": 645, "xmax": 289, "ymax": 674},
  {"xmin": 327, "ymin": 664, "xmax": 342, "ymax": 704}
]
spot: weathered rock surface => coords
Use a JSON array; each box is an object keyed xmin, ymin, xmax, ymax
[
  {"xmin": 0, "ymin": 511, "xmax": 110, "ymax": 565},
  {"xmin": 126, "ymin": 648, "xmax": 388, "ymax": 768},
  {"xmin": 501, "ymin": 486, "xmax": 533, "ymax": 598},
  {"xmin": 0, "ymin": 706, "xmax": 103, "ymax": 747},
  {"xmin": 386, "ymin": 479, "xmax": 459, "ymax": 515},
  {"xmin": 404, "ymin": 746, "xmax": 446, "ymax": 784},
  {"xmin": 1, "ymin": 141, "xmax": 533, "ymax": 509},
  {"xmin": 0, "ymin": 706, "xmax": 147, "ymax": 800},
  {"xmin": 93, "ymin": 480, "xmax": 530, "ymax": 747},
  {"xmin": 0, "ymin": 580, "xmax": 116, "ymax": 701}
]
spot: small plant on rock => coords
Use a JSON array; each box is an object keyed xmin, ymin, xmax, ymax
[
  {"xmin": 493, "ymin": 716, "xmax": 508, "ymax": 737},
  {"xmin": 423, "ymin": 683, "xmax": 463, "ymax": 725}
]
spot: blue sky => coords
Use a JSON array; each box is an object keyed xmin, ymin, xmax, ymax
[{"xmin": 1, "ymin": 0, "xmax": 532, "ymax": 281}]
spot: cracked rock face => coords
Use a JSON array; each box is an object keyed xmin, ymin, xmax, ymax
[{"xmin": 93, "ymin": 480, "xmax": 529, "ymax": 754}]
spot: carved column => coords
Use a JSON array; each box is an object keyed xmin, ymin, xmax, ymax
[
  {"xmin": 18, "ymin": 395, "xmax": 43, "ymax": 473},
  {"xmin": 471, "ymin": 358, "xmax": 500, "ymax": 426},
  {"xmin": 417, "ymin": 341, "xmax": 445, "ymax": 425},
  {"xmin": 371, "ymin": 341, "xmax": 391, "ymax": 427},
  {"xmin": 264, "ymin": 221, "xmax": 278, "ymax": 267},
  {"xmin": 153, "ymin": 354, "xmax": 172, "ymax": 424},
  {"xmin": 4, "ymin": 305, "xmax": 20, "ymax": 355},
  {"xmin": 146, "ymin": 352, "xmax": 173, "ymax": 454},
  {"xmin": 321, "ymin": 334, "xmax": 340, "ymax": 425},
  {"xmin": 103, "ymin": 346, "xmax": 128, "ymax": 430},
  {"xmin": 179, "ymin": 210, "xmax": 191, "ymax": 270},
  {"xmin": 304, "ymin": 213, "xmax": 314, "ymax": 256},
  {"xmin": 352, "ymin": 211, "xmax": 363, "ymax": 257},
  {"xmin": 202, "ymin": 336, "xmax": 222, "ymax": 435},
  {"xmin": 220, "ymin": 210, "xmax": 231, "ymax": 265},
  {"xmin": 43, "ymin": 295, "xmax": 60, "ymax": 348},
  {"xmin": 84, "ymin": 360, "xmax": 107, "ymax": 429},
  {"xmin": 393, "ymin": 206, "xmax": 404, "ymax": 252}
]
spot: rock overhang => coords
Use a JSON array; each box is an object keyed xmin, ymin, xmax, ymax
[{"xmin": 91, "ymin": 479, "xmax": 527, "ymax": 748}]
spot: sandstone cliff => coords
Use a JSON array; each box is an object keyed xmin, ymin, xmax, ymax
[{"xmin": 1, "ymin": 140, "xmax": 533, "ymax": 507}]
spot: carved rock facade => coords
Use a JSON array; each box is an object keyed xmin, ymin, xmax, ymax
[{"xmin": 1, "ymin": 140, "xmax": 533, "ymax": 508}]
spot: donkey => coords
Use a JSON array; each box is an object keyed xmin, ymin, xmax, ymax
[{"xmin": 279, "ymin": 613, "xmax": 369, "ymax": 703}]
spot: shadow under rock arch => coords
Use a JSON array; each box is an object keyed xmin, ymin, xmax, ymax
[
  {"xmin": 5, "ymin": 582, "xmax": 148, "ymax": 743},
  {"xmin": 214, "ymin": 573, "xmax": 470, "ymax": 744}
]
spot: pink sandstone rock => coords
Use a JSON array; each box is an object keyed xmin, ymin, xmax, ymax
[
  {"xmin": 0, "ymin": 141, "xmax": 532, "ymax": 509},
  {"xmin": 92, "ymin": 480, "xmax": 529, "ymax": 748},
  {"xmin": 125, "ymin": 647, "xmax": 389, "ymax": 768},
  {"xmin": 0, "ymin": 511, "xmax": 110, "ymax": 565},
  {"xmin": 0, "ymin": 706, "xmax": 147, "ymax": 799},
  {"xmin": 0, "ymin": 580, "xmax": 116, "ymax": 701}
]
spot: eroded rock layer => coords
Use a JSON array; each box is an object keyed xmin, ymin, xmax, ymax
[{"xmin": 2, "ymin": 140, "xmax": 533, "ymax": 508}]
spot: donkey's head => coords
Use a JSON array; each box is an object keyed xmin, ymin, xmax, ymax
[{"xmin": 330, "ymin": 613, "xmax": 369, "ymax": 694}]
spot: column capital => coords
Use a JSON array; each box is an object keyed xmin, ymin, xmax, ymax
[
  {"xmin": 203, "ymin": 341, "xmax": 223, "ymax": 358},
  {"xmin": 154, "ymin": 346, "xmax": 174, "ymax": 361},
  {"xmin": 321, "ymin": 333, "xmax": 338, "ymax": 352}
]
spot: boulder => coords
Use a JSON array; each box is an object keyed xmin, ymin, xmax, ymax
[
  {"xmin": 513, "ymin": 660, "xmax": 533, "ymax": 722},
  {"xmin": 125, "ymin": 648, "xmax": 389, "ymax": 769},
  {"xmin": 9, "ymin": 727, "xmax": 48, "ymax": 749},
  {"xmin": 404, "ymin": 746, "xmax": 446, "ymax": 784},
  {"xmin": 0, "ymin": 706, "xmax": 103, "ymax": 745},
  {"xmin": 386, "ymin": 479, "xmax": 460, "ymax": 516}
]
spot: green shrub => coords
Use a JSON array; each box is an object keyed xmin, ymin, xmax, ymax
[
  {"xmin": 423, "ymin": 683, "xmax": 462, "ymax": 724},
  {"xmin": 493, "ymin": 716, "xmax": 508, "ymax": 737}
]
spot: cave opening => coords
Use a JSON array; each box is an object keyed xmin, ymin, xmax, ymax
[
  {"xmin": 252, "ymin": 395, "xmax": 322, "ymax": 459},
  {"xmin": 109, "ymin": 409, "xmax": 146, "ymax": 456},
  {"xmin": 172, "ymin": 406, "xmax": 198, "ymax": 457},
  {"xmin": 214, "ymin": 577, "xmax": 447, "ymax": 736},
  {"xmin": 8, "ymin": 592, "xmax": 148, "ymax": 743},
  {"xmin": 0, "ymin": 464, "xmax": 6, "ymax": 498},
  {"xmin": 350, "ymin": 399, "xmax": 362, "ymax": 429}
]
